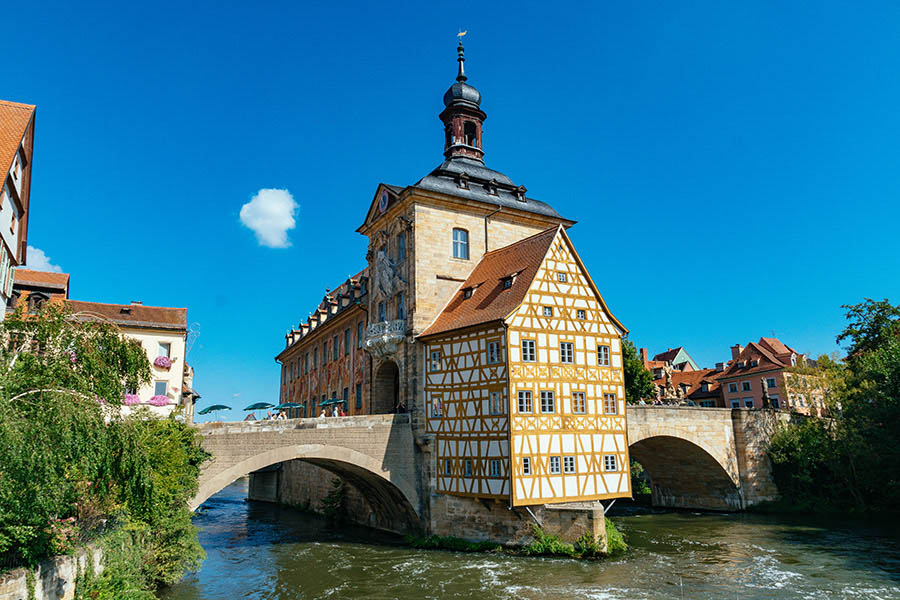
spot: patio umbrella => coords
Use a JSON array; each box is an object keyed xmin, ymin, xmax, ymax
[
  {"xmin": 244, "ymin": 402, "xmax": 275, "ymax": 420},
  {"xmin": 273, "ymin": 402, "xmax": 304, "ymax": 417},
  {"xmin": 197, "ymin": 404, "xmax": 232, "ymax": 421}
]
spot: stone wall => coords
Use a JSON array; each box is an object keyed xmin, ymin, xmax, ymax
[
  {"xmin": 0, "ymin": 546, "xmax": 102, "ymax": 600},
  {"xmin": 732, "ymin": 409, "xmax": 794, "ymax": 506}
]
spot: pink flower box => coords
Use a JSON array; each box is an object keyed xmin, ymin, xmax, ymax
[
  {"xmin": 124, "ymin": 394, "xmax": 140, "ymax": 406},
  {"xmin": 148, "ymin": 395, "xmax": 170, "ymax": 407},
  {"xmin": 153, "ymin": 356, "xmax": 172, "ymax": 369}
]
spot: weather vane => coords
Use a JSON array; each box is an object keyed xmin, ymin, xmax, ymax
[{"xmin": 458, "ymin": 29, "xmax": 467, "ymax": 39}]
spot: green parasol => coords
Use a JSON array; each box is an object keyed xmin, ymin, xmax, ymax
[{"xmin": 197, "ymin": 404, "xmax": 231, "ymax": 415}]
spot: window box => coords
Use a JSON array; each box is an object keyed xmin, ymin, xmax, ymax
[
  {"xmin": 124, "ymin": 393, "xmax": 141, "ymax": 406},
  {"xmin": 153, "ymin": 356, "xmax": 172, "ymax": 369},
  {"xmin": 148, "ymin": 395, "xmax": 170, "ymax": 407}
]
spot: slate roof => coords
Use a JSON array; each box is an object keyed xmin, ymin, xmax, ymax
[
  {"xmin": 419, "ymin": 227, "xmax": 559, "ymax": 337},
  {"xmin": 0, "ymin": 100, "xmax": 35, "ymax": 181},
  {"xmin": 66, "ymin": 300, "xmax": 187, "ymax": 331},
  {"xmin": 413, "ymin": 157, "xmax": 567, "ymax": 221}
]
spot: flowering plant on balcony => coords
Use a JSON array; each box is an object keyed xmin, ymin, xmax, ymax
[
  {"xmin": 148, "ymin": 395, "xmax": 170, "ymax": 406},
  {"xmin": 123, "ymin": 393, "xmax": 140, "ymax": 406},
  {"xmin": 153, "ymin": 356, "xmax": 172, "ymax": 369}
]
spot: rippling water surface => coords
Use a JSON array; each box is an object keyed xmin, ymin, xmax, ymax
[{"xmin": 160, "ymin": 480, "xmax": 900, "ymax": 600}]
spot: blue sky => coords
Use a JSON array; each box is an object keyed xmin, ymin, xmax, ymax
[{"xmin": 6, "ymin": 1, "xmax": 900, "ymax": 421}]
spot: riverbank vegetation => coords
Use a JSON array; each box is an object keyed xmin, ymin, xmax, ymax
[
  {"xmin": 404, "ymin": 518, "xmax": 626, "ymax": 559},
  {"xmin": 0, "ymin": 306, "xmax": 209, "ymax": 595},
  {"xmin": 767, "ymin": 299, "xmax": 900, "ymax": 514}
]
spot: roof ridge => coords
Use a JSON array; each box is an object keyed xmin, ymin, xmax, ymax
[
  {"xmin": 68, "ymin": 299, "xmax": 186, "ymax": 311},
  {"xmin": 481, "ymin": 225, "xmax": 560, "ymax": 258},
  {"xmin": 0, "ymin": 99, "xmax": 36, "ymax": 110}
]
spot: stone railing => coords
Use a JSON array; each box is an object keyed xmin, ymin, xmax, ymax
[{"xmin": 365, "ymin": 319, "xmax": 406, "ymax": 358}]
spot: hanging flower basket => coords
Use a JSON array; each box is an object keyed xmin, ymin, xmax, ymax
[
  {"xmin": 154, "ymin": 356, "xmax": 172, "ymax": 369},
  {"xmin": 148, "ymin": 395, "xmax": 170, "ymax": 406},
  {"xmin": 124, "ymin": 394, "xmax": 140, "ymax": 405}
]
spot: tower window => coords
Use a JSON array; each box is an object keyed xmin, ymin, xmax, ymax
[
  {"xmin": 464, "ymin": 121, "xmax": 477, "ymax": 147},
  {"xmin": 452, "ymin": 228, "xmax": 469, "ymax": 259}
]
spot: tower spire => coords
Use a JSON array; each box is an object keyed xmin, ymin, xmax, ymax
[{"xmin": 456, "ymin": 30, "xmax": 467, "ymax": 82}]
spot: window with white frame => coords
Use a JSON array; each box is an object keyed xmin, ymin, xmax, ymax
[
  {"xmin": 572, "ymin": 392, "xmax": 586, "ymax": 414},
  {"xmin": 543, "ymin": 306, "xmax": 553, "ymax": 317},
  {"xmin": 540, "ymin": 390, "xmax": 555, "ymax": 413},
  {"xmin": 522, "ymin": 339, "xmax": 536, "ymax": 362},
  {"xmin": 549, "ymin": 456, "xmax": 561, "ymax": 474},
  {"xmin": 576, "ymin": 309, "xmax": 586, "ymax": 319},
  {"xmin": 154, "ymin": 381, "xmax": 167, "ymax": 396},
  {"xmin": 452, "ymin": 228, "xmax": 469, "ymax": 259},
  {"xmin": 489, "ymin": 391, "xmax": 504, "ymax": 415},
  {"xmin": 603, "ymin": 455, "xmax": 617, "ymax": 471},
  {"xmin": 157, "ymin": 342, "xmax": 171, "ymax": 358},
  {"xmin": 557, "ymin": 272, "xmax": 567, "ymax": 283},
  {"xmin": 430, "ymin": 350, "xmax": 442, "ymax": 372},
  {"xmin": 728, "ymin": 382, "xmax": 738, "ymax": 393},
  {"xmin": 464, "ymin": 459, "xmax": 472, "ymax": 477},
  {"xmin": 604, "ymin": 393, "xmax": 618, "ymax": 415},
  {"xmin": 597, "ymin": 345, "xmax": 610, "ymax": 366},
  {"xmin": 518, "ymin": 390, "xmax": 533, "ymax": 413},
  {"xmin": 489, "ymin": 459, "xmax": 501, "ymax": 478},
  {"xmin": 742, "ymin": 381, "xmax": 752, "ymax": 392},
  {"xmin": 487, "ymin": 341, "xmax": 501, "ymax": 364},
  {"xmin": 766, "ymin": 377, "xmax": 777, "ymax": 388},
  {"xmin": 563, "ymin": 456, "xmax": 576, "ymax": 474},
  {"xmin": 522, "ymin": 457, "xmax": 532, "ymax": 475},
  {"xmin": 560, "ymin": 342, "xmax": 573, "ymax": 363}
]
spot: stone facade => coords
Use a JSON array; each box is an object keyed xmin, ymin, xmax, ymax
[{"xmin": 0, "ymin": 546, "xmax": 103, "ymax": 600}]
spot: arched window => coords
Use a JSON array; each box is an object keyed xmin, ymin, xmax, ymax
[
  {"xmin": 464, "ymin": 122, "xmax": 477, "ymax": 147},
  {"xmin": 452, "ymin": 228, "xmax": 469, "ymax": 259}
]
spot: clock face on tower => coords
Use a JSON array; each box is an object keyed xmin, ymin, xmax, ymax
[{"xmin": 378, "ymin": 190, "xmax": 389, "ymax": 213}]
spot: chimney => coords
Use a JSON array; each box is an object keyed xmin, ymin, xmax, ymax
[
  {"xmin": 131, "ymin": 300, "xmax": 142, "ymax": 305},
  {"xmin": 640, "ymin": 348, "xmax": 649, "ymax": 368},
  {"xmin": 716, "ymin": 362, "xmax": 725, "ymax": 372},
  {"xmin": 731, "ymin": 344, "xmax": 744, "ymax": 360}
]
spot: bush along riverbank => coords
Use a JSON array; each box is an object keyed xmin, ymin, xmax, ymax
[
  {"xmin": 766, "ymin": 299, "xmax": 900, "ymax": 516},
  {"xmin": 404, "ymin": 519, "xmax": 627, "ymax": 559},
  {"xmin": 0, "ymin": 305, "xmax": 210, "ymax": 597}
]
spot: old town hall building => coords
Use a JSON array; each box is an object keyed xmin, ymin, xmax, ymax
[{"xmin": 277, "ymin": 42, "xmax": 631, "ymax": 509}]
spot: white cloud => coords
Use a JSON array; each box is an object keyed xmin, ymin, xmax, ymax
[
  {"xmin": 239, "ymin": 188, "xmax": 298, "ymax": 248},
  {"xmin": 25, "ymin": 246, "xmax": 63, "ymax": 273}
]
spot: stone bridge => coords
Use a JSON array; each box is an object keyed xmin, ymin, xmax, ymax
[
  {"xmin": 192, "ymin": 414, "xmax": 421, "ymax": 532},
  {"xmin": 192, "ymin": 407, "xmax": 789, "ymax": 532}
]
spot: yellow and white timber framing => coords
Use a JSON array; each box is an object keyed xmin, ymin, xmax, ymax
[{"xmin": 423, "ymin": 226, "xmax": 631, "ymax": 506}]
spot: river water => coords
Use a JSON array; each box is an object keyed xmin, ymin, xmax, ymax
[{"xmin": 160, "ymin": 479, "xmax": 900, "ymax": 600}]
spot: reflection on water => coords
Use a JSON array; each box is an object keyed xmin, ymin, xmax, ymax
[{"xmin": 160, "ymin": 479, "xmax": 900, "ymax": 600}]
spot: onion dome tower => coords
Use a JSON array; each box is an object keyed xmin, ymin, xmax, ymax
[{"xmin": 439, "ymin": 40, "xmax": 486, "ymax": 162}]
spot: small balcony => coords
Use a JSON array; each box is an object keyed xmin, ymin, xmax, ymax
[{"xmin": 365, "ymin": 319, "xmax": 406, "ymax": 358}]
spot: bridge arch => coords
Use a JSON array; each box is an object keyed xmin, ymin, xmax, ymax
[
  {"xmin": 629, "ymin": 435, "xmax": 742, "ymax": 510},
  {"xmin": 192, "ymin": 443, "xmax": 421, "ymax": 533}
]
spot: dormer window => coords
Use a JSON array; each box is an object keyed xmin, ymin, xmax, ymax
[
  {"xmin": 484, "ymin": 178, "xmax": 498, "ymax": 196},
  {"xmin": 701, "ymin": 383, "xmax": 709, "ymax": 392},
  {"xmin": 791, "ymin": 354, "xmax": 797, "ymax": 367},
  {"xmin": 501, "ymin": 276, "xmax": 515, "ymax": 289},
  {"xmin": 516, "ymin": 185, "xmax": 527, "ymax": 202},
  {"xmin": 456, "ymin": 172, "xmax": 470, "ymax": 190},
  {"xmin": 750, "ymin": 360, "xmax": 759, "ymax": 367},
  {"xmin": 463, "ymin": 287, "xmax": 473, "ymax": 299},
  {"xmin": 464, "ymin": 121, "xmax": 477, "ymax": 147}
]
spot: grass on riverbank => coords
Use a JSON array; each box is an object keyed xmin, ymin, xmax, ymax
[{"xmin": 404, "ymin": 519, "xmax": 627, "ymax": 559}]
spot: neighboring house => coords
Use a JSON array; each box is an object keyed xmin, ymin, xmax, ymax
[
  {"xmin": 276, "ymin": 272, "xmax": 369, "ymax": 418},
  {"xmin": 66, "ymin": 300, "xmax": 198, "ymax": 421},
  {"xmin": 718, "ymin": 337, "xmax": 825, "ymax": 415},
  {"xmin": 0, "ymin": 100, "xmax": 36, "ymax": 315},
  {"xmin": 652, "ymin": 366, "xmax": 725, "ymax": 407},
  {"xmin": 274, "ymin": 42, "xmax": 632, "ymax": 509},
  {"xmin": 640, "ymin": 346, "xmax": 699, "ymax": 379},
  {"xmin": 7, "ymin": 268, "xmax": 69, "ymax": 313}
]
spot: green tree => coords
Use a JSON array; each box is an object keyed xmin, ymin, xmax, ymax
[
  {"xmin": 622, "ymin": 338, "xmax": 655, "ymax": 403},
  {"xmin": 836, "ymin": 298, "xmax": 900, "ymax": 360}
]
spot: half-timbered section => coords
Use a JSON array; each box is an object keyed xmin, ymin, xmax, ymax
[
  {"xmin": 276, "ymin": 271, "xmax": 370, "ymax": 418},
  {"xmin": 421, "ymin": 225, "xmax": 631, "ymax": 506},
  {"xmin": 423, "ymin": 323, "xmax": 509, "ymax": 498},
  {"xmin": 506, "ymin": 227, "xmax": 629, "ymax": 506}
]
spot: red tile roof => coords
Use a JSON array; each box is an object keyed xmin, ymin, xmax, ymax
[
  {"xmin": 719, "ymin": 341, "xmax": 786, "ymax": 378},
  {"xmin": 652, "ymin": 347, "xmax": 683, "ymax": 363},
  {"xmin": 0, "ymin": 100, "xmax": 35, "ymax": 182},
  {"xmin": 66, "ymin": 300, "xmax": 186, "ymax": 331},
  {"xmin": 654, "ymin": 368, "xmax": 724, "ymax": 400},
  {"xmin": 420, "ymin": 227, "xmax": 559, "ymax": 337},
  {"xmin": 13, "ymin": 268, "xmax": 69, "ymax": 290}
]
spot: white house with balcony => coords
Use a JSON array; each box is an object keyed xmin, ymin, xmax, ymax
[{"xmin": 67, "ymin": 299, "xmax": 198, "ymax": 420}]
